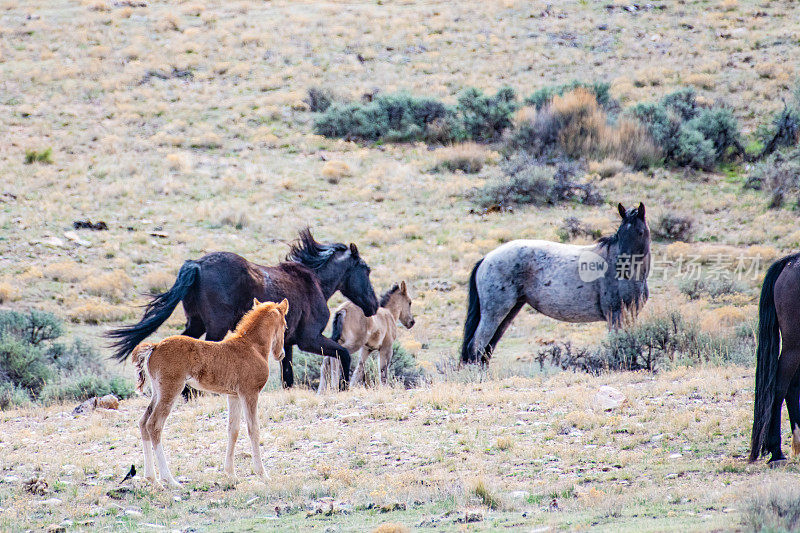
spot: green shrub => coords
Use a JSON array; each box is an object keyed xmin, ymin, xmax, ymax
[
  {"xmin": 525, "ymin": 81, "xmax": 614, "ymax": 110},
  {"xmin": 628, "ymin": 88, "xmax": 742, "ymax": 170},
  {"xmin": 557, "ymin": 216, "xmax": 602, "ymax": 242},
  {"xmin": 652, "ymin": 212, "xmax": 695, "ymax": 242},
  {"xmin": 313, "ymin": 92, "xmax": 453, "ymax": 143},
  {"xmin": 304, "ymin": 87, "xmax": 334, "ymax": 112},
  {"xmin": 757, "ymin": 87, "xmax": 800, "ymax": 157},
  {"xmin": 745, "ymin": 148, "xmax": 800, "ymax": 208},
  {"xmin": 0, "ymin": 309, "xmax": 133, "ymax": 408},
  {"xmin": 384, "ymin": 343, "xmax": 425, "ymax": 388},
  {"xmin": 456, "ymin": 86, "xmax": 518, "ymax": 142},
  {"xmin": 24, "ymin": 148, "xmax": 53, "ymax": 164},
  {"xmin": 291, "ymin": 350, "xmax": 322, "ymax": 389},
  {"xmin": 743, "ymin": 482, "xmax": 800, "ymax": 532},
  {"xmin": 679, "ymin": 277, "xmax": 746, "ymax": 301},
  {"xmin": 40, "ymin": 374, "xmax": 134, "ymax": 404},
  {"xmin": 472, "ymin": 156, "xmax": 601, "ymax": 208}
]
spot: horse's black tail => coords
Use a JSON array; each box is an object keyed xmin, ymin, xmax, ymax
[
  {"xmin": 460, "ymin": 259, "xmax": 484, "ymax": 364},
  {"xmin": 106, "ymin": 260, "xmax": 201, "ymax": 362},
  {"xmin": 750, "ymin": 255, "xmax": 793, "ymax": 461},
  {"xmin": 331, "ymin": 309, "xmax": 345, "ymax": 343}
]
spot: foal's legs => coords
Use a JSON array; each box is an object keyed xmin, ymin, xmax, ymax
[
  {"xmin": 350, "ymin": 347, "xmax": 370, "ymax": 387},
  {"xmin": 139, "ymin": 401, "xmax": 157, "ymax": 485},
  {"xmin": 378, "ymin": 342, "xmax": 392, "ymax": 385},
  {"xmin": 240, "ymin": 393, "xmax": 267, "ymax": 481},
  {"xmin": 224, "ymin": 395, "xmax": 242, "ymax": 478},
  {"xmin": 145, "ymin": 380, "xmax": 184, "ymax": 488}
]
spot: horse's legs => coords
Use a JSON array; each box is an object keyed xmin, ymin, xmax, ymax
[
  {"xmin": 767, "ymin": 348, "xmax": 800, "ymax": 463},
  {"xmin": 297, "ymin": 335, "xmax": 351, "ymax": 387},
  {"xmin": 350, "ymin": 347, "xmax": 370, "ymax": 387},
  {"xmin": 181, "ymin": 315, "xmax": 205, "ymax": 338},
  {"xmin": 281, "ymin": 344, "xmax": 295, "ymax": 388},
  {"xmin": 786, "ymin": 372, "xmax": 800, "ymax": 457},
  {"xmin": 224, "ymin": 394, "xmax": 242, "ymax": 478},
  {"xmin": 486, "ymin": 301, "xmax": 525, "ymax": 359},
  {"xmin": 378, "ymin": 342, "xmax": 392, "ymax": 385},
  {"xmin": 139, "ymin": 400, "xmax": 157, "ymax": 485},
  {"xmin": 145, "ymin": 380, "xmax": 183, "ymax": 488},
  {"xmin": 470, "ymin": 292, "xmax": 520, "ymax": 363},
  {"xmin": 240, "ymin": 393, "xmax": 267, "ymax": 481}
]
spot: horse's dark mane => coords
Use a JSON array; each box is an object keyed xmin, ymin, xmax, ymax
[
  {"xmin": 596, "ymin": 234, "xmax": 618, "ymax": 249},
  {"xmin": 286, "ymin": 228, "xmax": 347, "ymax": 272},
  {"xmin": 379, "ymin": 284, "xmax": 400, "ymax": 307}
]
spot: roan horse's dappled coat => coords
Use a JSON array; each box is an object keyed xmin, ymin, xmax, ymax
[
  {"xmin": 132, "ymin": 299, "xmax": 288, "ymax": 488},
  {"xmin": 318, "ymin": 282, "xmax": 415, "ymax": 391},
  {"xmin": 750, "ymin": 253, "xmax": 800, "ymax": 464},
  {"xmin": 462, "ymin": 203, "xmax": 650, "ymax": 364},
  {"xmin": 108, "ymin": 229, "xmax": 379, "ymax": 388}
]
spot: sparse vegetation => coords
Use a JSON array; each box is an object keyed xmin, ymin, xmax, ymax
[
  {"xmin": 556, "ymin": 217, "xmax": 602, "ymax": 242},
  {"xmin": 432, "ymin": 143, "xmax": 491, "ymax": 173},
  {"xmin": 745, "ymin": 148, "xmax": 800, "ymax": 208},
  {"xmin": 653, "ymin": 213, "xmax": 695, "ymax": 242},
  {"xmin": 472, "ymin": 155, "xmax": 601, "ymax": 208},
  {"xmin": 23, "ymin": 148, "xmax": 53, "ymax": 165},
  {"xmin": 679, "ymin": 277, "xmax": 746, "ymax": 301},
  {"xmin": 0, "ymin": 310, "xmax": 132, "ymax": 408},
  {"xmin": 743, "ymin": 481, "xmax": 800, "ymax": 533}
]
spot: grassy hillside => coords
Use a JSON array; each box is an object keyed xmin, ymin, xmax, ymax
[{"xmin": 1, "ymin": 0, "xmax": 799, "ymax": 530}]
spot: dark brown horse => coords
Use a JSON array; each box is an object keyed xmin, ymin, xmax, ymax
[
  {"xmin": 750, "ymin": 253, "xmax": 800, "ymax": 464},
  {"xmin": 107, "ymin": 229, "xmax": 379, "ymax": 388}
]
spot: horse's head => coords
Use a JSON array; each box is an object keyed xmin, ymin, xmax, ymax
[
  {"xmin": 287, "ymin": 229, "xmax": 379, "ymax": 317},
  {"xmin": 614, "ymin": 202, "xmax": 650, "ymax": 263},
  {"xmin": 340, "ymin": 243, "xmax": 379, "ymax": 317},
  {"xmin": 382, "ymin": 281, "xmax": 415, "ymax": 328},
  {"xmin": 251, "ymin": 298, "xmax": 288, "ymax": 361}
]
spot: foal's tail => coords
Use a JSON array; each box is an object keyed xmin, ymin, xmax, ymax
[
  {"xmin": 750, "ymin": 255, "xmax": 793, "ymax": 461},
  {"xmin": 331, "ymin": 309, "xmax": 345, "ymax": 343},
  {"xmin": 106, "ymin": 260, "xmax": 200, "ymax": 362},
  {"xmin": 131, "ymin": 343, "xmax": 155, "ymax": 393},
  {"xmin": 460, "ymin": 259, "xmax": 483, "ymax": 364}
]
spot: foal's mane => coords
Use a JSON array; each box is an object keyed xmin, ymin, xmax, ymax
[
  {"xmin": 230, "ymin": 303, "xmax": 275, "ymax": 338},
  {"xmin": 379, "ymin": 284, "xmax": 400, "ymax": 307},
  {"xmin": 286, "ymin": 228, "xmax": 347, "ymax": 272}
]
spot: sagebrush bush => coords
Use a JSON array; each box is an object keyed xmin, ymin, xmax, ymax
[
  {"xmin": 525, "ymin": 81, "xmax": 614, "ymax": 110},
  {"xmin": 652, "ymin": 212, "xmax": 695, "ymax": 241},
  {"xmin": 758, "ymin": 87, "xmax": 800, "ymax": 157},
  {"xmin": 744, "ymin": 482, "xmax": 800, "ymax": 532},
  {"xmin": 745, "ymin": 148, "xmax": 800, "ymax": 208},
  {"xmin": 556, "ymin": 217, "xmax": 602, "ymax": 242},
  {"xmin": 0, "ymin": 309, "xmax": 132, "ymax": 408},
  {"xmin": 433, "ymin": 142, "xmax": 490, "ymax": 173},
  {"xmin": 456, "ymin": 86, "xmax": 518, "ymax": 142},
  {"xmin": 538, "ymin": 311, "xmax": 753, "ymax": 373},
  {"xmin": 472, "ymin": 154, "xmax": 601, "ymax": 208},
  {"xmin": 629, "ymin": 88, "xmax": 742, "ymax": 170},
  {"xmin": 304, "ymin": 87, "xmax": 334, "ymax": 112},
  {"xmin": 679, "ymin": 277, "xmax": 745, "ymax": 301},
  {"xmin": 511, "ymin": 89, "xmax": 657, "ymax": 169}
]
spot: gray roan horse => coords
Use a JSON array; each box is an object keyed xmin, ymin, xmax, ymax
[{"xmin": 461, "ymin": 203, "xmax": 650, "ymax": 364}]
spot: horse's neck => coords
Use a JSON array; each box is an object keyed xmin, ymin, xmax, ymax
[
  {"xmin": 382, "ymin": 298, "xmax": 401, "ymax": 321},
  {"xmin": 315, "ymin": 265, "xmax": 345, "ymax": 300},
  {"xmin": 228, "ymin": 325, "xmax": 270, "ymax": 358}
]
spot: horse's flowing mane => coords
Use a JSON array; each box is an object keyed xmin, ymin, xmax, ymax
[
  {"xmin": 379, "ymin": 284, "xmax": 400, "ymax": 307},
  {"xmin": 286, "ymin": 228, "xmax": 347, "ymax": 272},
  {"xmin": 596, "ymin": 234, "xmax": 618, "ymax": 249}
]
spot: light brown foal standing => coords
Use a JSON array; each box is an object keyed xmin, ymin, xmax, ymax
[
  {"xmin": 319, "ymin": 282, "xmax": 414, "ymax": 392},
  {"xmin": 131, "ymin": 299, "xmax": 288, "ymax": 489}
]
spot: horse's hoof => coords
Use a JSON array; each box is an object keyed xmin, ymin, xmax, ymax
[
  {"xmin": 769, "ymin": 458, "xmax": 788, "ymax": 468},
  {"xmin": 146, "ymin": 476, "xmax": 163, "ymax": 490}
]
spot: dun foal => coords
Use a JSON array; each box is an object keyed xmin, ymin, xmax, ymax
[
  {"xmin": 319, "ymin": 282, "xmax": 414, "ymax": 392},
  {"xmin": 132, "ymin": 299, "xmax": 288, "ymax": 488}
]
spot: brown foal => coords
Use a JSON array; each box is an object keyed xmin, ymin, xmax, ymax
[{"xmin": 132, "ymin": 299, "xmax": 288, "ymax": 488}]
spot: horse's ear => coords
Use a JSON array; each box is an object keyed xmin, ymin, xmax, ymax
[
  {"xmin": 278, "ymin": 298, "xmax": 289, "ymax": 313},
  {"xmin": 349, "ymin": 243, "xmax": 359, "ymax": 257},
  {"xmin": 253, "ymin": 298, "xmax": 260, "ymax": 307},
  {"xmin": 617, "ymin": 203, "xmax": 626, "ymax": 219},
  {"xmin": 400, "ymin": 281, "xmax": 407, "ymax": 294},
  {"xmin": 637, "ymin": 202, "xmax": 646, "ymax": 220}
]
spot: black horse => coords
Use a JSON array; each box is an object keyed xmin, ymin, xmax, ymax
[
  {"xmin": 107, "ymin": 229, "xmax": 379, "ymax": 388},
  {"xmin": 750, "ymin": 253, "xmax": 800, "ymax": 464}
]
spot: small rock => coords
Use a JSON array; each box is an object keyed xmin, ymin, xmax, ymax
[
  {"xmin": 38, "ymin": 498, "xmax": 62, "ymax": 506},
  {"xmin": 46, "ymin": 524, "xmax": 66, "ymax": 533},
  {"xmin": 72, "ymin": 397, "xmax": 98, "ymax": 415},
  {"xmin": 97, "ymin": 394, "xmax": 120, "ymax": 410},
  {"xmin": 651, "ymin": 434, "xmax": 665, "ymax": 442},
  {"xmin": 63, "ymin": 231, "xmax": 91, "ymax": 247},
  {"xmin": 461, "ymin": 509, "xmax": 485, "ymax": 523},
  {"xmin": 124, "ymin": 508, "xmax": 142, "ymax": 517},
  {"xmin": 24, "ymin": 476, "xmax": 48, "ymax": 495},
  {"xmin": 2, "ymin": 475, "xmax": 19, "ymax": 483},
  {"xmin": 509, "ymin": 490, "xmax": 530, "ymax": 500},
  {"xmin": 594, "ymin": 386, "xmax": 626, "ymax": 410},
  {"xmin": 669, "ymin": 453, "xmax": 683, "ymax": 459}
]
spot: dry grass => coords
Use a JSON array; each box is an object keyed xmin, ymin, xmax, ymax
[
  {"xmin": 0, "ymin": 282, "xmax": 20, "ymax": 304},
  {"xmin": 321, "ymin": 160, "xmax": 353, "ymax": 183},
  {"xmin": 82, "ymin": 271, "xmax": 133, "ymax": 302},
  {"xmin": 433, "ymin": 143, "xmax": 494, "ymax": 174},
  {"xmin": 0, "ymin": 0, "xmax": 798, "ymax": 529}
]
